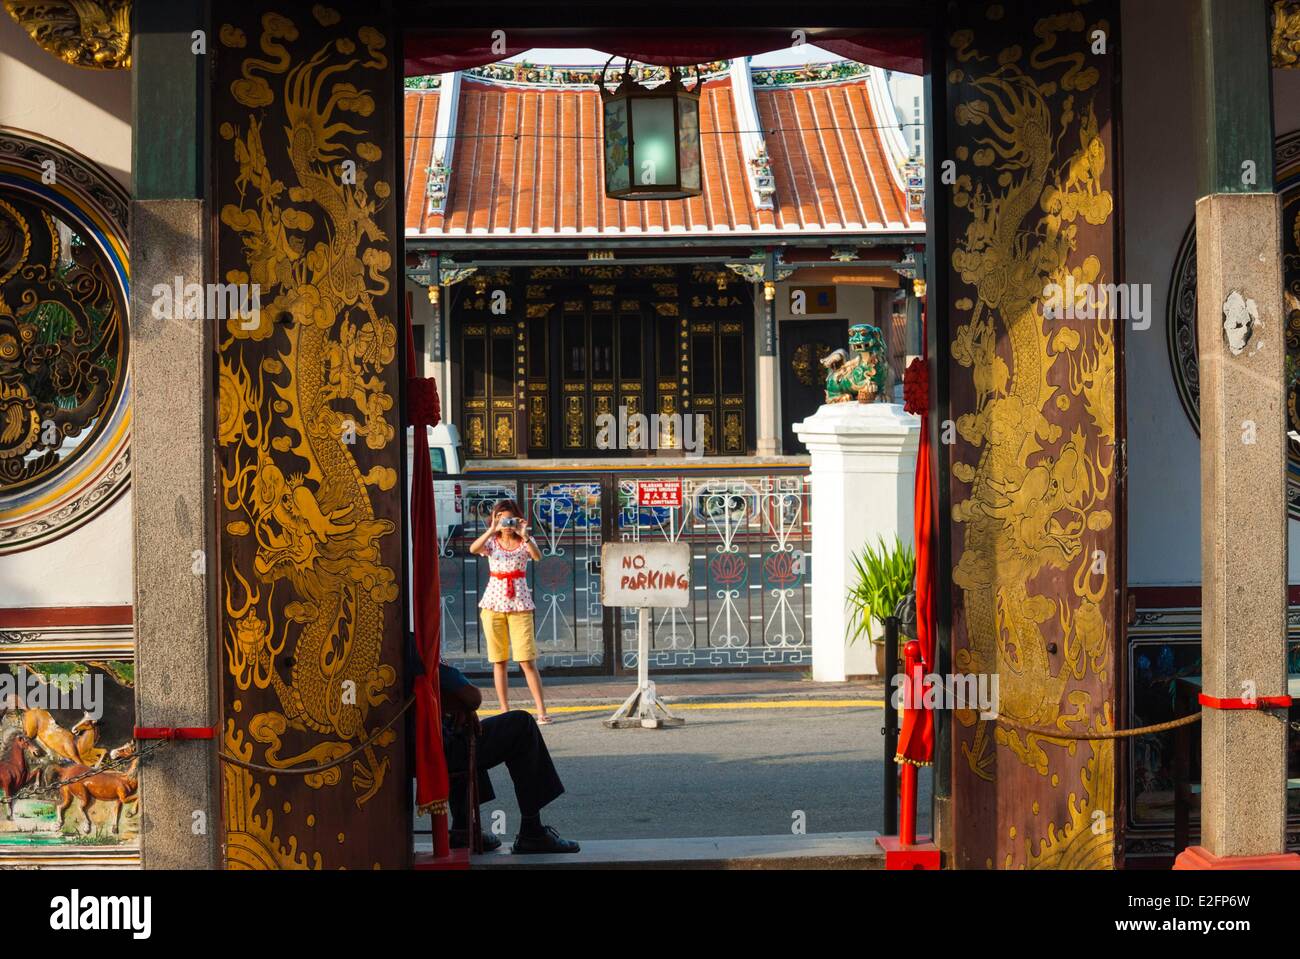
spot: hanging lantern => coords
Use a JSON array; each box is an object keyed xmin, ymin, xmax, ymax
[{"xmin": 600, "ymin": 58, "xmax": 702, "ymax": 201}]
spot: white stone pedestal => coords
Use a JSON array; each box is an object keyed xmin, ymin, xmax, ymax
[{"xmin": 793, "ymin": 402, "xmax": 920, "ymax": 681}]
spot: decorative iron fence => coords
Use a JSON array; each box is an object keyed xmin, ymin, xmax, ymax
[
  {"xmin": 431, "ymin": 469, "xmax": 812, "ymax": 674},
  {"xmin": 614, "ymin": 475, "xmax": 812, "ymax": 669}
]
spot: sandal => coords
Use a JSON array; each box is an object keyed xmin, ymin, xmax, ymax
[{"xmin": 536, "ymin": 714, "xmax": 554, "ymax": 726}]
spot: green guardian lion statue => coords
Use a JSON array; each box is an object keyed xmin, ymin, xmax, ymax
[{"xmin": 822, "ymin": 323, "xmax": 888, "ymax": 404}]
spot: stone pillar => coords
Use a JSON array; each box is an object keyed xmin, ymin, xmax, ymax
[
  {"xmin": 756, "ymin": 290, "xmax": 779, "ymax": 455},
  {"xmin": 1176, "ymin": 193, "xmax": 1296, "ymax": 867},
  {"xmin": 1174, "ymin": 0, "xmax": 1300, "ymax": 870},
  {"xmin": 793, "ymin": 403, "xmax": 918, "ymax": 681},
  {"xmin": 756, "ymin": 354, "xmax": 779, "ymax": 456},
  {"xmin": 129, "ymin": 0, "xmax": 220, "ymax": 869}
]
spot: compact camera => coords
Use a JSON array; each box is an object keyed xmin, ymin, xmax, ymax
[{"xmin": 499, "ymin": 517, "xmax": 521, "ymax": 529}]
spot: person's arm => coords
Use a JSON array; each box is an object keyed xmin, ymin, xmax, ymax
[
  {"xmin": 439, "ymin": 664, "xmax": 482, "ymax": 735},
  {"xmin": 469, "ymin": 514, "xmax": 500, "ymax": 556},
  {"xmin": 446, "ymin": 681, "xmax": 482, "ymax": 714},
  {"xmin": 520, "ymin": 522, "xmax": 542, "ymax": 561}
]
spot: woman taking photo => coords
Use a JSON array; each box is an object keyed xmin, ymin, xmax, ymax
[{"xmin": 469, "ymin": 499, "xmax": 551, "ymax": 724}]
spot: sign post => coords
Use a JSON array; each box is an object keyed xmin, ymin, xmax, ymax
[{"xmin": 600, "ymin": 541, "xmax": 691, "ymax": 729}]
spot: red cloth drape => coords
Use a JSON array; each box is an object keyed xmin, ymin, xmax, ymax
[
  {"xmin": 407, "ymin": 307, "xmax": 449, "ymax": 817},
  {"xmin": 897, "ymin": 300, "xmax": 934, "ymax": 767},
  {"xmin": 404, "ymin": 29, "xmax": 924, "ymax": 76}
]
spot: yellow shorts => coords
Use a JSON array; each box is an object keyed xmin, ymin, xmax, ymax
[{"xmin": 480, "ymin": 609, "xmax": 537, "ymax": 664}]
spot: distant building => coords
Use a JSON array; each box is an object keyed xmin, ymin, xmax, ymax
[
  {"xmin": 886, "ymin": 70, "xmax": 924, "ymax": 159},
  {"xmin": 403, "ymin": 58, "xmax": 925, "ymax": 461}
]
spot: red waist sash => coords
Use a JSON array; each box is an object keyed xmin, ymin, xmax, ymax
[{"xmin": 490, "ymin": 569, "xmax": 526, "ymax": 599}]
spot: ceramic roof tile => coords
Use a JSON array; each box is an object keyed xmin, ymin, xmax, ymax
[{"xmin": 405, "ymin": 74, "xmax": 920, "ymax": 238}]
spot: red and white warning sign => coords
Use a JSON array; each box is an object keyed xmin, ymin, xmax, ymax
[{"xmin": 637, "ymin": 479, "xmax": 683, "ymax": 508}]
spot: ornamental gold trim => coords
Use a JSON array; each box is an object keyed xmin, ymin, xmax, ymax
[
  {"xmin": 1275, "ymin": 1, "xmax": 1300, "ymax": 68},
  {"xmin": 4, "ymin": 0, "xmax": 130, "ymax": 69}
]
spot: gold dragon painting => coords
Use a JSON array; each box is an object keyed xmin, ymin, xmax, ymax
[
  {"xmin": 214, "ymin": 5, "xmax": 406, "ymax": 869},
  {"xmin": 947, "ymin": 2, "xmax": 1119, "ymax": 869}
]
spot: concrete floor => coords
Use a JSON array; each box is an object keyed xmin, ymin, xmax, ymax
[
  {"xmin": 415, "ymin": 700, "xmax": 933, "ymax": 844},
  {"xmin": 459, "ymin": 831, "xmax": 886, "ymax": 869}
]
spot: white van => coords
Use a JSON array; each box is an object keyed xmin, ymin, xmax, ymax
[{"xmin": 406, "ymin": 423, "xmax": 464, "ymax": 543}]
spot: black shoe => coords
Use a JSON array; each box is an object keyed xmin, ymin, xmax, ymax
[
  {"xmin": 511, "ymin": 825, "xmax": 580, "ymax": 854},
  {"xmin": 450, "ymin": 829, "xmax": 502, "ymax": 852}
]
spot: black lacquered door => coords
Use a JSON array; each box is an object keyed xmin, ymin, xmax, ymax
[{"xmin": 556, "ymin": 305, "xmax": 650, "ymax": 456}]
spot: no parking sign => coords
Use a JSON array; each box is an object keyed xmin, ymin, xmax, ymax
[{"xmin": 600, "ymin": 541, "xmax": 690, "ymax": 728}]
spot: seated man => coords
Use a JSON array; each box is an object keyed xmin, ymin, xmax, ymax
[{"xmin": 440, "ymin": 661, "xmax": 579, "ymax": 854}]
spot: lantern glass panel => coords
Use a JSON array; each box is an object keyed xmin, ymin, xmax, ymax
[
  {"xmin": 630, "ymin": 96, "xmax": 677, "ymax": 188},
  {"xmin": 678, "ymin": 96, "xmax": 701, "ymax": 192},
  {"xmin": 603, "ymin": 97, "xmax": 631, "ymax": 193}
]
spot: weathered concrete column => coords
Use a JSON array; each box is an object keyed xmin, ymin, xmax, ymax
[
  {"xmin": 1177, "ymin": 193, "xmax": 1296, "ymax": 866},
  {"xmin": 756, "ymin": 354, "xmax": 779, "ymax": 455},
  {"xmin": 1175, "ymin": 0, "xmax": 1299, "ymax": 869},
  {"xmin": 793, "ymin": 403, "xmax": 918, "ymax": 680},
  {"xmin": 756, "ymin": 289, "xmax": 780, "ymax": 455},
  {"xmin": 129, "ymin": 1, "xmax": 220, "ymax": 869}
]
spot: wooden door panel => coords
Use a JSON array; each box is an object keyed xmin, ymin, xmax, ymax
[
  {"xmin": 943, "ymin": 0, "xmax": 1122, "ymax": 870},
  {"xmin": 213, "ymin": 3, "xmax": 408, "ymax": 869}
]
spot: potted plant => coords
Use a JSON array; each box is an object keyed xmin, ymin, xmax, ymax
[{"xmin": 846, "ymin": 536, "xmax": 916, "ymax": 675}]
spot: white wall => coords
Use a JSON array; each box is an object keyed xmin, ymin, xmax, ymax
[
  {"xmin": 0, "ymin": 495, "xmax": 134, "ymax": 607},
  {"xmin": 405, "ymin": 276, "xmax": 451, "ymax": 418},
  {"xmin": 1122, "ymin": 0, "xmax": 1300, "ymax": 584},
  {"xmin": 0, "ymin": 14, "xmax": 131, "ymax": 189},
  {"xmin": 775, "ymin": 281, "xmax": 876, "ymax": 325},
  {"xmin": 0, "ymin": 15, "xmax": 133, "ymax": 610}
]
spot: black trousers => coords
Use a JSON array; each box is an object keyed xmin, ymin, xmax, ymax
[{"xmin": 445, "ymin": 710, "xmax": 564, "ymax": 831}]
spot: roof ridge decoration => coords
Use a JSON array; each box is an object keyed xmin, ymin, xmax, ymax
[
  {"xmin": 405, "ymin": 59, "xmax": 877, "ymax": 91},
  {"xmin": 750, "ymin": 60, "xmax": 872, "ymax": 88},
  {"xmin": 453, "ymin": 59, "xmax": 732, "ymax": 89},
  {"xmin": 425, "ymin": 71, "xmax": 460, "ymax": 217},
  {"xmin": 864, "ymin": 64, "xmax": 920, "ymax": 223},
  {"xmin": 728, "ymin": 58, "xmax": 775, "ymax": 210}
]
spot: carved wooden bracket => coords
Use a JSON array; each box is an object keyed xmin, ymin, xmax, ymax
[
  {"xmin": 1275, "ymin": 0, "xmax": 1300, "ymax": 68},
  {"xmin": 4, "ymin": 0, "xmax": 131, "ymax": 70}
]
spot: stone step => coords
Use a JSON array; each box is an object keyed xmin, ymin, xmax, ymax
[{"xmin": 417, "ymin": 831, "xmax": 885, "ymax": 870}]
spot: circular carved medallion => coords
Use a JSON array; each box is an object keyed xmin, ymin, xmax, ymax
[
  {"xmin": 0, "ymin": 128, "xmax": 129, "ymax": 552},
  {"xmin": 1167, "ymin": 129, "xmax": 1300, "ymax": 518}
]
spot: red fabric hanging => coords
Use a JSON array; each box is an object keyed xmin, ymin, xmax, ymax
[
  {"xmin": 897, "ymin": 301, "xmax": 934, "ymax": 767},
  {"xmin": 404, "ymin": 29, "xmax": 924, "ymax": 76},
  {"xmin": 407, "ymin": 305, "xmax": 450, "ymax": 820}
]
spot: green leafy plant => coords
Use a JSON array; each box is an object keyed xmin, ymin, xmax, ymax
[{"xmin": 846, "ymin": 536, "xmax": 915, "ymax": 645}]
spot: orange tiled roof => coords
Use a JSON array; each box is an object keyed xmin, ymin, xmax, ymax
[{"xmin": 404, "ymin": 73, "xmax": 921, "ymax": 239}]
